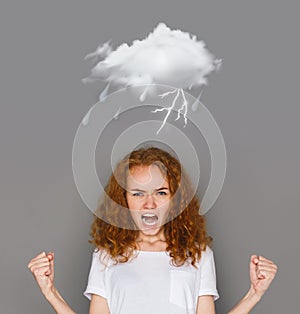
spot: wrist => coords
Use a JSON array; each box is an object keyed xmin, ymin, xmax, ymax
[
  {"xmin": 44, "ymin": 286, "xmax": 59, "ymax": 301},
  {"xmin": 244, "ymin": 285, "xmax": 262, "ymax": 303},
  {"xmin": 43, "ymin": 286, "xmax": 76, "ymax": 314},
  {"xmin": 227, "ymin": 287, "xmax": 262, "ymax": 314}
]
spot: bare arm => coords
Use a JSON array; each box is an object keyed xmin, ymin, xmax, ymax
[
  {"xmin": 227, "ymin": 255, "xmax": 277, "ymax": 314},
  {"xmin": 196, "ymin": 295, "xmax": 216, "ymax": 314},
  {"xmin": 45, "ymin": 287, "xmax": 77, "ymax": 314},
  {"xmin": 227, "ymin": 286, "xmax": 261, "ymax": 314},
  {"xmin": 89, "ymin": 294, "xmax": 110, "ymax": 314},
  {"xmin": 28, "ymin": 251, "xmax": 76, "ymax": 314}
]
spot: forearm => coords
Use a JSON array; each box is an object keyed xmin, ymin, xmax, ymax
[
  {"xmin": 227, "ymin": 286, "xmax": 262, "ymax": 314},
  {"xmin": 44, "ymin": 286, "xmax": 77, "ymax": 314}
]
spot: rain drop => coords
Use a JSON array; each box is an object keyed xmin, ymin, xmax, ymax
[
  {"xmin": 99, "ymin": 82, "xmax": 111, "ymax": 102},
  {"xmin": 82, "ymin": 104, "xmax": 96, "ymax": 126},
  {"xmin": 139, "ymin": 86, "xmax": 149, "ymax": 102},
  {"xmin": 191, "ymin": 89, "xmax": 203, "ymax": 112},
  {"xmin": 113, "ymin": 106, "xmax": 122, "ymax": 120},
  {"xmin": 191, "ymin": 100, "xmax": 199, "ymax": 112}
]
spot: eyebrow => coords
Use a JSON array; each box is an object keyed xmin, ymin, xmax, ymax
[{"xmin": 129, "ymin": 187, "xmax": 169, "ymax": 192}]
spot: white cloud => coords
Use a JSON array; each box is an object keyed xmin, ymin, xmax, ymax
[{"xmin": 84, "ymin": 23, "xmax": 221, "ymax": 90}]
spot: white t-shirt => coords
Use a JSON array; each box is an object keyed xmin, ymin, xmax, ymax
[{"xmin": 84, "ymin": 246, "xmax": 219, "ymax": 314}]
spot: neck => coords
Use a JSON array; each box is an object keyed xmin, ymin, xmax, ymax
[{"xmin": 136, "ymin": 229, "xmax": 166, "ymax": 244}]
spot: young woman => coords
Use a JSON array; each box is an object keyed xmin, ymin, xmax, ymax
[{"xmin": 28, "ymin": 147, "xmax": 277, "ymax": 314}]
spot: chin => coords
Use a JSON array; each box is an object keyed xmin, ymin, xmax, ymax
[{"xmin": 140, "ymin": 226, "xmax": 162, "ymax": 235}]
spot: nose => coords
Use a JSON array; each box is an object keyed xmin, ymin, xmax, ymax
[{"xmin": 143, "ymin": 194, "xmax": 156, "ymax": 209}]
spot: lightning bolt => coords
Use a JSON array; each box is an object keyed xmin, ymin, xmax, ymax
[
  {"xmin": 152, "ymin": 88, "xmax": 188, "ymax": 134},
  {"xmin": 175, "ymin": 88, "xmax": 188, "ymax": 127}
]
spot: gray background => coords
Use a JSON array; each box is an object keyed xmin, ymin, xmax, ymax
[{"xmin": 0, "ymin": 0, "xmax": 299, "ymax": 313}]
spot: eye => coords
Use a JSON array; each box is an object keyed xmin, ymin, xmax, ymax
[
  {"xmin": 157, "ymin": 191, "xmax": 168, "ymax": 196},
  {"xmin": 132, "ymin": 192, "xmax": 144, "ymax": 197}
]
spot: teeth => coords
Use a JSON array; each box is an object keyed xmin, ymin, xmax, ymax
[{"xmin": 142, "ymin": 213, "xmax": 157, "ymax": 218}]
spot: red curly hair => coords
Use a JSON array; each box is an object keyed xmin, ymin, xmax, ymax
[{"xmin": 89, "ymin": 146, "xmax": 212, "ymax": 268}]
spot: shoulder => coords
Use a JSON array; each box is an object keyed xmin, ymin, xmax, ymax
[
  {"xmin": 199, "ymin": 245, "xmax": 214, "ymax": 263},
  {"xmin": 92, "ymin": 247, "xmax": 111, "ymax": 257},
  {"xmin": 92, "ymin": 248, "xmax": 102, "ymax": 259},
  {"xmin": 91, "ymin": 248, "xmax": 115, "ymax": 270},
  {"xmin": 202, "ymin": 245, "xmax": 213, "ymax": 254}
]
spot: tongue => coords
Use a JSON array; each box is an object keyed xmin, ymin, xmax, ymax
[{"xmin": 144, "ymin": 216, "xmax": 157, "ymax": 224}]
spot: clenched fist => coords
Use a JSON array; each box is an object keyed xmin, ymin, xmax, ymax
[
  {"xmin": 27, "ymin": 251, "xmax": 55, "ymax": 297},
  {"xmin": 250, "ymin": 255, "xmax": 278, "ymax": 298}
]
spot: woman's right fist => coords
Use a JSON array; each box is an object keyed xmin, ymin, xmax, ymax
[{"xmin": 27, "ymin": 251, "xmax": 55, "ymax": 296}]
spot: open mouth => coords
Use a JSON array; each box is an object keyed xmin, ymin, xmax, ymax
[{"xmin": 141, "ymin": 213, "xmax": 159, "ymax": 226}]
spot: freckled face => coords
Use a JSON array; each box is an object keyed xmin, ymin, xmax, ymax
[{"xmin": 126, "ymin": 165, "xmax": 171, "ymax": 235}]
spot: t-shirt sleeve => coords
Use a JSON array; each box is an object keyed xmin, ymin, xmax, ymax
[
  {"xmin": 83, "ymin": 249, "xmax": 108, "ymax": 300},
  {"xmin": 198, "ymin": 246, "xmax": 220, "ymax": 301}
]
